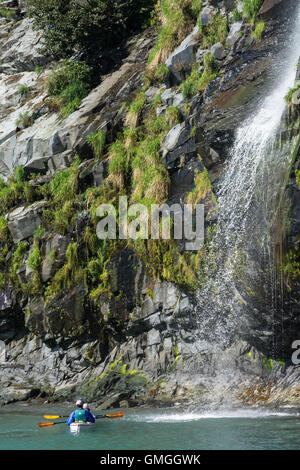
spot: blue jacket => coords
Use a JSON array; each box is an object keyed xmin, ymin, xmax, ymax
[{"xmin": 67, "ymin": 409, "xmax": 96, "ymax": 425}]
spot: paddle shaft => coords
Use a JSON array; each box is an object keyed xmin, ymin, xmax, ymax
[{"xmin": 43, "ymin": 412, "xmax": 124, "ymax": 420}]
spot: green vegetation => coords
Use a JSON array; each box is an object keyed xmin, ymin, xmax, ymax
[
  {"xmin": 47, "ymin": 60, "xmax": 92, "ymax": 117},
  {"xmin": 33, "ymin": 225, "xmax": 46, "ymax": 242},
  {"xmin": 296, "ymin": 169, "xmax": 300, "ymax": 188},
  {"xmin": 181, "ymin": 53, "xmax": 218, "ymax": 99},
  {"xmin": 35, "ymin": 65, "xmax": 44, "ymax": 76},
  {"xmin": 150, "ymin": 64, "xmax": 170, "ymax": 83},
  {"xmin": 27, "ymin": 246, "xmax": 42, "ymax": 272},
  {"xmin": 42, "ymin": 157, "xmax": 80, "ymax": 234},
  {"xmin": 1, "ymin": 0, "xmax": 222, "ymax": 306},
  {"xmin": 87, "ymin": 130, "xmax": 106, "ymax": 159},
  {"xmin": 0, "ymin": 216, "xmax": 9, "ymax": 243},
  {"xmin": 147, "ymin": 0, "xmax": 202, "ymax": 78},
  {"xmin": 16, "ymin": 111, "xmax": 34, "ymax": 128},
  {"xmin": 27, "ymin": 0, "xmax": 154, "ymax": 58},
  {"xmin": 232, "ymin": 8, "xmax": 242, "ymax": 22},
  {"xmin": 18, "ymin": 84, "xmax": 31, "ymax": 98},
  {"xmin": 282, "ymin": 244, "xmax": 300, "ymax": 286},
  {"xmin": 252, "ymin": 21, "xmax": 265, "ymax": 41},
  {"xmin": 10, "ymin": 241, "xmax": 29, "ymax": 286},
  {"xmin": 45, "ymin": 242, "xmax": 81, "ymax": 300},
  {"xmin": 186, "ymin": 166, "xmax": 212, "ymax": 207},
  {"xmin": 242, "ymin": 0, "xmax": 263, "ymax": 24},
  {"xmin": 0, "ymin": 167, "xmax": 36, "ymax": 216},
  {"xmin": 198, "ymin": 12, "xmax": 229, "ymax": 48},
  {"xmin": 285, "ymin": 84, "xmax": 300, "ymax": 103},
  {"xmin": 0, "ymin": 7, "xmax": 14, "ymax": 19}
]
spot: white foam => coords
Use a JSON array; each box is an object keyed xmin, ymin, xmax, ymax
[{"xmin": 126, "ymin": 408, "xmax": 300, "ymax": 423}]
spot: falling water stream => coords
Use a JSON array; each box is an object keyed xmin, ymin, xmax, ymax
[{"xmin": 196, "ymin": 4, "xmax": 300, "ymax": 355}]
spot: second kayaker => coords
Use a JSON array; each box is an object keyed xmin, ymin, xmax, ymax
[
  {"xmin": 83, "ymin": 402, "xmax": 96, "ymax": 419},
  {"xmin": 67, "ymin": 399, "xmax": 96, "ymax": 425}
]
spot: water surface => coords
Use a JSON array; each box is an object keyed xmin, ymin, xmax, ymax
[{"xmin": 0, "ymin": 405, "xmax": 299, "ymax": 450}]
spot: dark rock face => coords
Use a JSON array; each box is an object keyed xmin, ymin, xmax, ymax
[
  {"xmin": 259, "ymin": 0, "xmax": 284, "ymax": 16},
  {"xmin": 0, "ymin": 0, "xmax": 299, "ymax": 408}
]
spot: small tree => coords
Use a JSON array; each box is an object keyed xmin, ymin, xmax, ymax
[{"xmin": 27, "ymin": 0, "xmax": 154, "ymax": 58}]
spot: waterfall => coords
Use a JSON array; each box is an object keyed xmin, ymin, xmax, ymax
[{"xmin": 196, "ymin": 5, "xmax": 300, "ymax": 356}]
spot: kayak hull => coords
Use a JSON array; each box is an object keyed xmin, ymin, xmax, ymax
[{"xmin": 69, "ymin": 422, "xmax": 95, "ymax": 433}]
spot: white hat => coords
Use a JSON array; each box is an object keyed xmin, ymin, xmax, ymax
[
  {"xmin": 76, "ymin": 399, "xmax": 83, "ymax": 407},
  {"xmin": 83, "ymin": 403, "xmax": 88, "ymax": 409}
]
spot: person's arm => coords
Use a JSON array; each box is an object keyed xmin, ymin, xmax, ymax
[
  {"xmin": 66, "ymin": 411, "xmax": 75, "ymax": 426},
  {"xmin": 85, "ymin": 410, "xmax": 95, "ymax": 423}
]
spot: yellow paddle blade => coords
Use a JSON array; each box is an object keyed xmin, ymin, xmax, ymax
[
  {"xmin": 43, "ymin": 415, "xmax": 62, "ymax": 419},
  {"xmin": 106, "ymin": 412, "xmax": 124, "ymax": 419},
  {"xmin": 38, "ymin": 421, "xmax": 55, "ymax": 428}
]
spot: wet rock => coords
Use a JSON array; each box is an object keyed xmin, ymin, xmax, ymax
[
  {"xmin": 211, "ymin": 42, "xmax": 227, "ymax": 60},
  {"xmin": 291, "ymin": 89, "xmax": 300, "ymax": 106},
  {"xmin": 226, "ymin": 22, "xmax": 243, "ymax": 49},
  {"xmin": 296, "ymin": 59, "xmax": 300, "ymax": 81},
  {"xmin": 145, "ymin": 86, "xmax": 163, "ymax": 103},
  {"xmin": 41, "ymin": 233, "xmax": 70, "ymax": 282},
  {"xmin": 161, "ymin": 88, "xmax": 184, "ymax": 107},
  {"xmin": 196, "ymin": 48, "xmax": 209, "ymax": 64},
  {"xmin": 259, "ymin": 0, "xmax": 283, "ymax": 16},
  {"xmin": 78, "ymin": 159, "xmax": 105, "ymax": 188},
  {"xmin": 199, "ymin": 7, "xmax": 215, "ymax": 26},
  {"xmin": 165, "ymin": 26, "xmax": 199, "ymax": 84},
  {"xmin": 26, "ymin": 284, "xmax": 86, "ymax": 339},
  {"xmin": 161, "ymin": 122, "xmax": 197, "ymax": 170},
  {"xmin": 7, "ymin": 200, "xmax": 48, "ymax": 243},
  {"xmin": 169, "ymin": 157, "xmax": 204, "ymax": 203},
  {"xmin": 0, "ymin": 18, "xmax": 48, "ymax": 72},
  {"xmin": 24, "ymin": 156, "xmax": 50, "ymax": 175},
  {"xmin": 0, "ymin": 286, "xmax": 14, "ymax": 312},
  {"xmin": 49, "ymin": 132, "xmax": 67, "ymax": 156}
]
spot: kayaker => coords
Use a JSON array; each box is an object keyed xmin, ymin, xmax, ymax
[
  {"xmin": 66, "ymin": 399, "xmax": 96, "ymax": 426},
  {"xmin": 83, "ymin": 403, "xmax": 96, "ymax": 419}
]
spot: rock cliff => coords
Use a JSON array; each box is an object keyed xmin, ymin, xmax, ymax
[{"xmin": 0, "ymin": 0, "xmax": 299, "ymax": 409}]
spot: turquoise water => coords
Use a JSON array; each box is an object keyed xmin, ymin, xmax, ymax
[{"xmin": 0, "ymin": 404, "xmax": 299, "ymax": 450}]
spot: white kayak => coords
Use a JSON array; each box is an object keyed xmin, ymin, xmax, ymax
[{"xmin": 69, "ymin": 422, "xmax": 95, "ymax": 433}]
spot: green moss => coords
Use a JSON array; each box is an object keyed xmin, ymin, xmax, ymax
[
  {"xmin": 285, "ymin": 84, "xmax": 300, "ymax": 103},
  {"xmin": 252, "ymin": 21, "xmax": 265, "ymax": 41},
  {"xmin": 186, "ymin": 166, "xmax": 212, "ymax": 207},
  {"xmin": 23, "ymin": 182, "xmax": 36, "ymax": 203},
  {"xmin": 0, "ymin": 272, "xmax": 6, "ymax": 290},
  {"xmin": 33, "ymin": 225, "xmax": 45, "ymax": 242},
  {"xmin": 242, "ymin": 0, "xmax": 263, "ymax": 24},
  {"xmin": 150, "ymin": 64, "xmax": 170, "ymax": 83},
  {"xmin": 232, "ymin": 8, "xmax": 242, "ymax": 22},
  {"xmin": 46, "ymin": 60, "xmax": 92, "ymax": 117},
  {"xmin": 147, "ymin": 0, "xmax": 199, "ymax": 68},
  {"xmin": 49, "ymin": 156, "xmax": 79, "ymax": 207},
  {"xmin": 0, "ymin": 216, "xmax": 9, "ymax": 243},
  {"xmin": 45, "ymin": 241, "xmax": 83, "ymax": 301},
  {"xmin": 0, "ymin": 7, "xmax": 14, "ymax": 18},
  {"xmin": 181, "ymin": 53, "xmax": 218, "ymax": 100},
  {"xmin": 282, "ymin": 244, "xmax": 300, "ymax": 281},
  {"xmin": 263, "ymin": 357, "xmax": 273, "ymax": 371},
  {"xmin": 146, "ymin": 288, "xmax": 154, "ymax": 301},
  {"xmin": 198, "ymin": 13, "xmax": 229, "ymax": 47},
  {"xmin": 296, "ymin": 169, "xmax": 300, "ymax": 188},
  {"xmin": 28, "ymin": 246, "xmax": 42, "ymax": 272},
  {"xmin": 10, "ymin": 242, "xmax": 29, "ymax": 286},
  {"xmin": 87, "ymin": 130, "xmax": 106, "ymax": 159}
]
